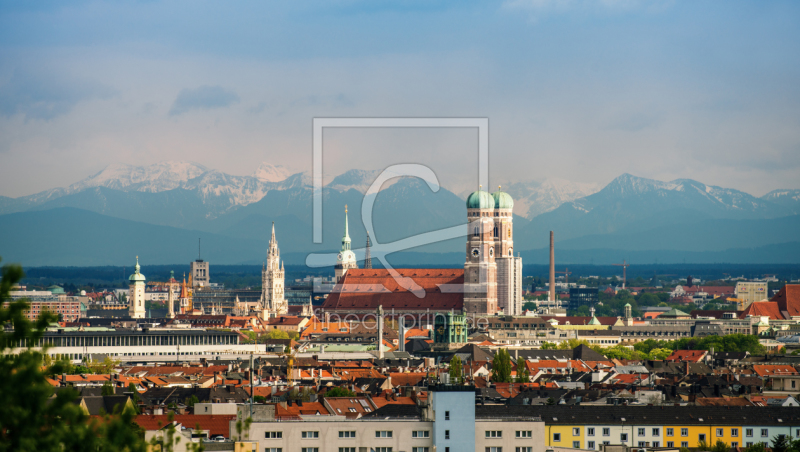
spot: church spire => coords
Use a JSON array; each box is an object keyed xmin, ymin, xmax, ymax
[
  {"xmin": 270, "ymin": 222, "xmax": 276, "ymax": 243},
  {"xmin": 365, "ymin": 231, "xmax": 372, "ymax": 269},
  {"xmin": 342, "ymin": 205, "xmax": 351, "ymax": 251}
]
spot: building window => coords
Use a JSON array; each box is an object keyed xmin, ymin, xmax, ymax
[
  {"xmin": 639, "ymin": 442, "xmax": 646, "ymax": 447},
  {"xmin": 699, "ymin": 434, "xmax": 706, "ymax": 443},
  {"xmin": 516, "ymin": 431, "xmax": 532, "ymax": 438},
  {"xmin": 682, "ymin": 442, "xmax": 689, "ymax": 448},
  {"xmin": 574, "ymin": 442, "xmax": 581, "ymax": 448},
  {"xmin": 667, "ymin": 442, "xmax": 674, "ymax": 448},
  {"xmin": 621, "ymin": 434, "xmax": 628, "ymax": 442},
  {"xmin": 339, "ymin": 448, "xmax": 356, "ymax": 452},
  {"xmin": 732, "ymin": 429, "xmax": 739, "ymax": 438},
  {"xmin": 265, "ymin": 432, "xmax": 282, "ymax": 439},
  {"xmin": 339, "ymin": 431, "xmax": 356, "ymax": 438},
  {"xmin": 445, "ymin": 411, "xmax": 450, "ymax": 420},
  {"xmin": 302, "ymin": 432, "xmax": 319, "ymax": 439},
  {"xmin": 603, "ymin": 428, "xmax": 610, "ymax": 437},
  {"xmin": 574, "ymin": 428, "xmax": 581, "ymax": 436},
  {"xmin": 638, "ymin": 428, "xmax": 645, "ymax": 436},
  {"xmin": 747, "ymin": 443, "xmax": 753, "ymax": 447},
  {"xmin": 653, "ymin": 442, "xmax": 660, "ymax": 447},
  {"xmin": 486, "ymin": 431, "xmax": 502, "ymax": 438},
  {"xmin": 302, "ymin": 449, "xmax": 319, "ymax": 452},
  {"xmin": 486, "ymin": 448, "xmax": 502, "ymax": 452},
  {"xmin": 517, "ymin": 448, "xmax": 533, "ymax": 452},
  {"xmin": 374, "ymin": 448, "xmax": 392, "ymax": 452},
  {"xmin": 681, "ymin": 429, "xmax": 689, "ymax": 437},
  {"xmin": 554, "ymin": 433, "xmax": 561, "ymax": 442},
  {"xmin": 588, "ymin": 442, "xmax": 596, "ymax": 449},
  {"xmin": 653, "ymin": 428, "xmax": 660, "ymax": 436},
  {"xmin": 762, "ymin": 429, "xmax": 769, "ymax": 438},
  {"xmin": 412, "ymin": 431, "xmax": 430, "ymax": 438},
  {"xmin": 587, "ymin": 428, "xmax": 595, "ymax": 436},
  {"xmin": 445, "ymin": 430, "xmax": 450, "ymax": 439},
  {"xmin": 716, "ymin": 429, "xmax": 723, "ymax": 437},
  {"xmin": 265, "ymin": 449, "xmax": 282, "ymax": 452},
  {"xmin": 375, "ymin": 431, "xmax": 393, "ymax": 438},
  {"xmin": 746, "ymin": 429, "xmax": 753, "ymax": 437},
  {"xmin": 732, "ymin": 443, "xmax": 739, "ymax": 448},
  {"xmin": 412, "ymin": 448, "xmax": 430, "ymax": 452}
]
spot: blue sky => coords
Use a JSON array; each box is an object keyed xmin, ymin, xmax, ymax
[{"xmin": 1, "ymin": 0, "xmax": 799, "ymax": 197}]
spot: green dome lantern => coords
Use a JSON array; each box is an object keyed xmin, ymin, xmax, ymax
[
  {"xmin": 466, "ymin": 186, "xmax": 494, "ymax": 209},
  {"xmin": 492, "ymin": 186, "xmax": 514, "ymax": 210},
  {"xmin": 129, "ymin": 256, "xmax": 146, "ymax": 283}
]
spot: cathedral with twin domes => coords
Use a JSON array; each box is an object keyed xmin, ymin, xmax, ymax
[{"xmin": 322, "ymin": 185, "xmax": 523, "ymax": 317}]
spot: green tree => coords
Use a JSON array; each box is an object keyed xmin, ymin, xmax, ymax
[
  {"xmin": 541, "ymin": 342, "xmax": 558, "ymax": 350},
  {"xmin": 184, "ymin": 394, "xmax": 199, "ymax": 408},
  {"xmin": 265, "ymin": 329, "xmax": 290, "ymax": 340},
  {"xmin": 491, "ymin": 349, "xmax": 512, "ymax": 383},
  {"xmin": 101, "ymin": 381, "xmax": 114, "ymax": 396},
  {"xmin": 323, "ymin": 387, "xmax": 356, "ymax": 398},
  {"xmin": 697, "ymin": 440, "xmax": 710, "ymax": 451},
  {"xmin": 545, "ymin": 397, "xmax": 556, "ymax": 405},
  {"xmin": 522, "ymin": 301, "xmax": 537, "ymax": 312},
  {"xmin": 646, "ymin": 348, "xmax": 673, "ymax": 361},
  {"xmin": 515, "ymin": 357, "xmax": 530, "ymax": 383},
  {"xmin": 771, "ymin": 435, "xmax": 791, "ymax": 452},
  {"xmin": 711, "ymin": 440, "xmax": 729, "ymax": 452},
  {"xmin": 744, "ymin": 443, "xmax": 767, "ymax": 452},
  {"xmin": 449, "ymin": 355, "xmax": 463, "ymax": 384},
  {"xmin": 86, "ymin": 355, "xmax": 121, "ymax": 374},
  {"xmin": 0, "ymin": 260, "xmax": 146, "ymax": 452}
]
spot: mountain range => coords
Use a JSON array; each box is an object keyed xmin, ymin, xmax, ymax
[{"xmin": 0, "ymin": 162, "xmax": 798, "ymax": 266}]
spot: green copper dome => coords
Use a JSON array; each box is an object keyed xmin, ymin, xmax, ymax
[
  {"xmin": 492, "ymin": 187, "xmax": 514, "ymax": 210},
  {"xmin": 466, "ymin": 189, "xmax": 494, "ymax": 209},
  {"xmin": 129, "ymin": 256, "xmax": 146, "ymax": 283}
]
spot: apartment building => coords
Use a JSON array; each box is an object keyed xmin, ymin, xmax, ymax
[
  {"xmin": 238, "ymin": 385, "xmax": 546, "ymax": 452},
  {"xmin": 498, "ymin": 406, "xmax": 800, "ymax": 451}
]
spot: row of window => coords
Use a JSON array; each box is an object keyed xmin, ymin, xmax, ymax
[
  {"xmin": 555, "ymin": 428, "xmax": 776, "ymax": 443},
  {"xmin": 577, "ymin": 427, "xmax": 759, "ymax": 438},
  {"xmin": 269, "ymin": 430, "xmax": 429, "ymax": 440}
]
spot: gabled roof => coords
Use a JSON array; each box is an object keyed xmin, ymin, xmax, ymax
[
  {"xmin": 322, "ymin": 269, "xmax": 464, "ymax": 311},
  {"xmin": 772, "ymin": 284, "xmax": 800, "ymax": 317},
  {"xmin": 135, "ymin": 415, "xmax": 235, "ymax": 437},
  {"xmin": 740, "ymin": 301, "xmax": 785, "ymax": 320}
]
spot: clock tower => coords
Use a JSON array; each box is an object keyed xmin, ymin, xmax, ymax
[
  {"xmin": 335, "ymin": 205, "xmax": 358, "ymax": 283},
  {"xmin": 463, "ymin": 186, "xmax": 498, "ymax": 315}
]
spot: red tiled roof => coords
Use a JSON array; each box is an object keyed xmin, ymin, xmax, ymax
[
  {"xmin": 135, "ymin": 415, "xmax": 235, "ymax": 437},
  {"xmin": 740, "ymin": 301, "xmax": 785, "ymax": 320},
  {"xmin": 324, "ymin": 397, "xmax": 375, "ymax": 418},
  {"xmin": 772, "ymin": 284, "xmax": 800, "ymax": 318},
  {"xmin": 371, "ymin": 395, "xmax": 416, "ymax": 409},
  {"xmin": 753, "ymin": 365, "xmax": 798, "ymax": 377},
  {"xmin": 275, "ymin": 401, "xmax": 329, "ymax": 419},
  {"xmin": 665, "ymin": 350, "xmax": 706, "ymax": 362},
  {"xmin": 322, "ymin": 269, "xmax": 464, "ymax": 311},
  {"xmin": 268, "ymin": 316, "xmax": 304, "ymax": 326}
]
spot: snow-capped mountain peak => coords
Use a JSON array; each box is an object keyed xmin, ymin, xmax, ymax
[
  {"xmin": 252, "ymin": 162, "xmax": 293, "ymax": 182},
  {"xmin": 502, "ymin": 178, "xmax": 601, "ymax": 218},
  {"xmin": 72, "ymin": 161, "xmax": 209, "ymax": 194}
]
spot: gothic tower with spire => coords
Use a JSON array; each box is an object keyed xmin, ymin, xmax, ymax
[
  {"xmin": 335, "ymin": 205, "xmax": 358, "ymax": 283},
  {"xmin": 364, "ymin": 231, "xmax": 372, "ymax": 269},
  {"xmin": 262, "ymin": 222, "xmax": 287, "ymax": 318}
]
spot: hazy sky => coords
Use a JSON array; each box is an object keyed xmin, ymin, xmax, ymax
[{"xmin": 1, "ymin": 0, "xmax": 799, "ymax": 197}]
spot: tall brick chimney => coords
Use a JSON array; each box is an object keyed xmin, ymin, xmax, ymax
[{"xmin": 549, "ymin": 231, "xmax": 556, "ymax": 304}]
